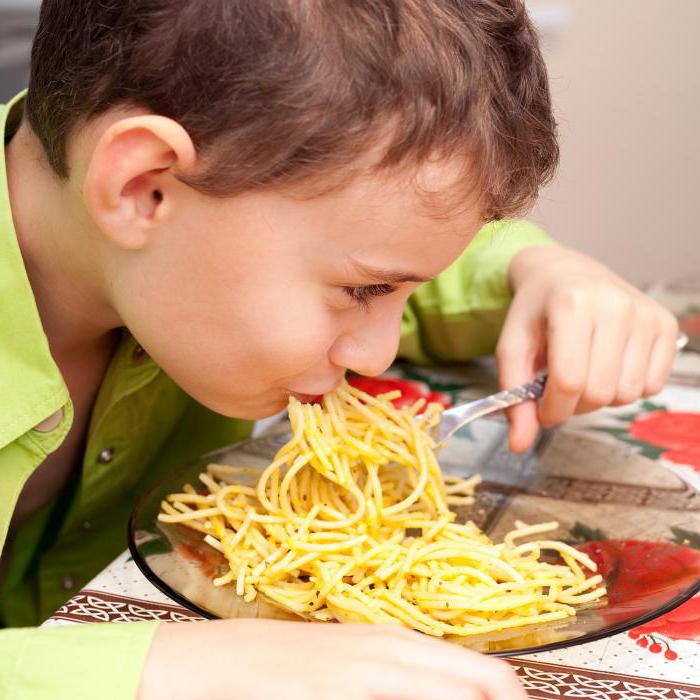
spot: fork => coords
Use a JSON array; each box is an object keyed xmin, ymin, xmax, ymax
[{"xmin": 437, "ymin": 331, "xmax": 689, "ymax": 443}]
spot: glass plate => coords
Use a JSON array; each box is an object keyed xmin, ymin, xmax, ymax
[{"xmin": 128, "ymin": 417, "xmax": 700, "ymax": 656}]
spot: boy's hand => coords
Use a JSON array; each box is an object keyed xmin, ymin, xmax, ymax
[
  {"xmin": 498, "ymin": 245, "xmax": 679, "ymax": 452},
  {"xmin": 138, "ymin": 619, "xmax": 527, "ymax": 700}
]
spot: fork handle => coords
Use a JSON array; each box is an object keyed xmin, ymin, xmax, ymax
[
  {"xmin": 437, "ymin": 376, "xmax": 547, "ymax": 442},
  {"xmin": 496, "ymin": 374, "xmax": 548, "ymax": 404}
]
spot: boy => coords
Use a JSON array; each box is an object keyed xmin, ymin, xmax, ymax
[{"xmin": 0, "ymin": 0, "xmax": 678, "ymax": 698}]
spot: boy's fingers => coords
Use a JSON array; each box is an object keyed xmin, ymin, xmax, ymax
[
  {"xmin": 464, "ymin": 658, "xmax": 529, "ymax": 700},
  {"xmin": 360, "ymin": 663, "xmax": 485, "ymax": 700},
  {"xmin": 540, "ymin": 310, "xmax": 592, "ymax": 426},
  {"xmin": 496, "ymin": 304, "xmax": 544, "ymax": 452},
  {"xmin": 382, "ymin": 629, "xmax": 526, "ymax": 700},
  {"xmin": 411, "ymin": 648, "xmax": 526, "ymax": 700},
  {"xmin": 497, "ymin": 346, "xmax": 540, "ymax": 453},
  {"xmin": 581, "ymin": 318, "xmax": 629, "ymax": 408},
  {"xmin": 507, "ymin": 402, "xmax": 539, "ymax": 452},
  {"xmin": 614, "ymin": 329, "xmax": 655, "ymax": 405},
  {"xmin": 645, "ymin": 319, "xmax": 680, "ymax": 395}
]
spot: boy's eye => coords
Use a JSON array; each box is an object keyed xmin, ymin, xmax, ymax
[{"xmin": 342, "ymin": 283, "xmax": 397, "ymax": 309}]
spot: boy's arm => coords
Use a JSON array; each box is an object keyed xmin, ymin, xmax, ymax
[
  {"xmin": 399, "ymin": 220, "xmax": 554, "ymax": 363},
  {"xmin": 0, "ymin": 621, "xmax": 158, "ymax": 699}
]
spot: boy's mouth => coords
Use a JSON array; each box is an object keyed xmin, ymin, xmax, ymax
[
  {"xmin": 290, "ymin": 392, "xmax": 323, "ymax": 403},
  {"xmin": 286, "ymin": 377, "xmax": 344, "ymax": 403}
]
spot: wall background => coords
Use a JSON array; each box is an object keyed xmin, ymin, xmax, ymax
[
  {"xmin": 527, "ymin": 0, "xmax": 699, "ymax": 285},
  {"xmin": 0, "ymin": 1, "xmax": 698, "ymax": 285}
]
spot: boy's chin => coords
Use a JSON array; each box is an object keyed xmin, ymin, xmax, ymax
[{"xmin": 207, "ymin": 395, "xmax": 289, "ymax": 421}]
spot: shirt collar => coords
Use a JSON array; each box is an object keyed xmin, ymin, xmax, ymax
[{"xmin": 0, "ymin": 92, "xmax": 70, "ymax": 449}]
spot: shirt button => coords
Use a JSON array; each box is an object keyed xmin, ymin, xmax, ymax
[
  {"xmin": 97, "ymin": 448, "xmax": 114, "ymax": 464},
  {"xmin": 132, "ymin": 345, "xmax": 149, "ymax": 363},
  {"xmin": 62, "ymin": 575, "xmax": 75, "ymax": 591},
  {"xmin": 81, "ymin": 520, "xmax": 92, "ymax": 530}
]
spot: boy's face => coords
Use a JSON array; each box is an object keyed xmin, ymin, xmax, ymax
[{"xmin": 107, "ymin": 158, "xmax": 482, "ymax": 419}]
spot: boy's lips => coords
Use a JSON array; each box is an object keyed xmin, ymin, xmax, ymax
[
  {"xmin": 286, "ymin": 378, "xmax": 343, "ymax": 403},
  {"xmin": 290, "ymin": 392, "xmax": 323, "ymax": 403}
]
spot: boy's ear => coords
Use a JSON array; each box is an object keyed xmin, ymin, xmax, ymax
[{"xmin": 83, "ymin": 115, "xmax": 196, "ymax": 249}]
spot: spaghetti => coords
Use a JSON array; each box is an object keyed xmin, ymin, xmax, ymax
[{"xmin": 159, "ymin": 380, "xmax": 606, "ymax": 637}]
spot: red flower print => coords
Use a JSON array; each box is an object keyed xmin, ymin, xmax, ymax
[
  {"xmin": 631, "ymin": 595, "xmax": 700, "ymax": 642},
  {"xmin": 628, "ymin": 594, "xmax": 700, "ymax": 658},
  {"xmin": 176, "ymin": 542, "xmax": 222, "ymax": 580},
  {"xmin": 578, "ymin": 539, "xmax": 700, "ymax": 657},
  {"xmin": 628, "ymin": 411, "xmax": 700, "ymax": 472},
  {"xmin": 347, "ymin": 375, "xmax": 451, "ymax": 413},
  {"xmin": 628, "ymin": 629, "xmax": 679, "ymax": 660},
  {"xmin": 576, "ymin": 540, "xmax": 700, "ymax": 607}
]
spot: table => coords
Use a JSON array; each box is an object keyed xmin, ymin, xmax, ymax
[{"xmin": 44, "ymin": 301, "xmax": 700, "ymax": 698}]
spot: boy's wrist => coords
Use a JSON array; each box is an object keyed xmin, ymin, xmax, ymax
[
  {"xmin": 506, "ymin": 243, "xmax": 611, "ymax": 294},
  {"xmin": 507, "ymin": 243, "xmax": 562, "ymax": 292}
]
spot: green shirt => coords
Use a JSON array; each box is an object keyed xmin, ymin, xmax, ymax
[{"xmin": 0, "ymin": 91, "xmax": 552, "ymax": 698}]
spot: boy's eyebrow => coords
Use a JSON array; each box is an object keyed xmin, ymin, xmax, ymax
[{"xmin": 349, "ymin": 259, "xmax": 433, "ymax": 284}]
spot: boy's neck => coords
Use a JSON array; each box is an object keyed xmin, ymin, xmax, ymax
[
  {"xmin": 5, "ymin": 121, "xmax": 123, "ymax": 362},
  {"xmin": 3, "ymin": 121, "xmax": 125, "ymax": 532}
]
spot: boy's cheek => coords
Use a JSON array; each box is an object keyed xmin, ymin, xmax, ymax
[
  {"xmin": 159, "ymin": 327, "xmax": 326, "ymax": 412},
  {"xmin": 132, "ymin": 276, "xmax": 339, "ymax": 412}
]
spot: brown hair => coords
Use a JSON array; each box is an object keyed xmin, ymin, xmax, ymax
[{"xmin": 26, "ymin": 0, "xmax": 557, "ymax": 219}]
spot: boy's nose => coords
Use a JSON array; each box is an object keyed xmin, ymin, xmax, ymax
[{"xmin": 328, "ymin": 313, "xmax": 402, "ymax": 378}]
